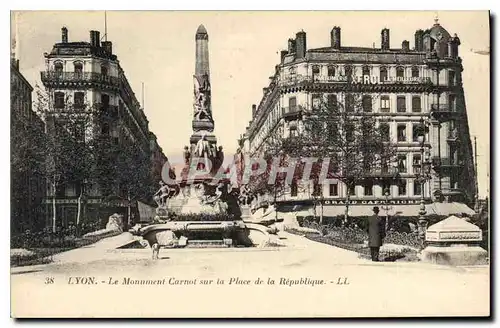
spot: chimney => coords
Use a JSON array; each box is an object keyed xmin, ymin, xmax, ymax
[
  {"xmin": 252, "ymin": 104, "xmax": 257, "ymax": 118},
  {"xmin": 414, "ymin": 29, "xmax": 424, "ymax": 51},
  {"xmin": 287, "ymin": 38, "xmax": 296, "ymax": 54},
  {"xmin": 295, "ymin": 30, "xmax": 307, "ymax": 59},
  {"xmin": 280, "ymin": 50, "xmax": 288, "ymax": 63},
  {"xmin": 381, "ymin": 28, "xmax": 390, "ymax": 50},
  {"xmin": 402, "ymin": 40, "xmax": 410, "ymax": 51},
  {"xmin": 330, "ymin": 26, "xmax": 341, "ymax": 49},
  {"xmin": 90, "ymin": 30, "xmax": 101, "ymax": 48},
  {"xmin": 61, "ymin": 27, "xmax": 68, "ymax": 43},
  {"xmin": 102, "ymin": 41, "xmax": 112, "ymax": 55}
]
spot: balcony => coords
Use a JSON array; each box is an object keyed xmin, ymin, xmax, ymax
[
  {"xmin": 430, "ymin": 104, "xmax": 458, "ymax": 121},
  {"xmin": 281, "ymin": 106, "xmax": 304, "ymax": 121},
  {"xmin": 41, "ymin": 71, "xmax": 121, "ymax": 88},
  {"xmin": 447, "ymin": 129, "xmax": 460, "ymax": 142},
  {"xmin": 363, "ymin": 167, "xmax": 400, "ymax": 179},
  {"xmin": 431, "ymin": 156, "xmax": 463, "ymax": 170},
  {"xmin": 97, "ymin": 103, "xmax": 119, "ymax": 119}
]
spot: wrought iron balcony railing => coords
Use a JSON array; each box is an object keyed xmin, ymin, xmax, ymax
[{"xmin": 41, "ymin": 71, "xmax": 121, "ymax": 87}]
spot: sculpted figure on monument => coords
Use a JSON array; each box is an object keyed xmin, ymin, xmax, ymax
[
  {"xmin": 193, "ymin": 75, "xmax": 213, "ymax": 122},
  {"xmin": 154, "ymin": 181, "xmax": 171, "ymax": 208},
  {"xmin": 183, "ymin": 145, "xmax": 191, "ymax": 165}
]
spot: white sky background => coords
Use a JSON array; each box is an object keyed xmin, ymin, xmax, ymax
[{"xmin": 11, "ymin": 11, "xmax": 490, "ymax": 197}]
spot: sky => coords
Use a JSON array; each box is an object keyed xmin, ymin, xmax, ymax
[{"xmin": 11, "ymin": 11, "xmax": 490, "ymax": 197}]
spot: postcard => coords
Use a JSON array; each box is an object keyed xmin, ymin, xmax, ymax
[{"xmin": 10, "ymin": 10, "xmax": 490, "ymax": 318}]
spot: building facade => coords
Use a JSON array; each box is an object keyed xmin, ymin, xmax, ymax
[
  {"xmin": 40, "ymin": 27, "xmax": 167, "ymax": 228},
  {"xmin": 11, "ymin": 58, "xmax": 47, "ymax": 234},
  {"xmin": 240, "ymin": 20, "xmax": 476, "ymax": 222}
]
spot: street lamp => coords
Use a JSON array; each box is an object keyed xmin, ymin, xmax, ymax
[
  {"xmin": 381, "ymin": 188, "xmax": 392, "ymax": 232},
  {"xmin": 414, "ymin": 123, "xmax": 431, "ymax": 248}
]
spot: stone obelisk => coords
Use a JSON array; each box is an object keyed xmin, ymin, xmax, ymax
[{"xmin": 187, "ymin": 25, "xmax": 222, "ymax": 175}]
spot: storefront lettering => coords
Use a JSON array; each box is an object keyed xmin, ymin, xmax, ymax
[{"xmin": 321, "ymin": 199, "xmax": 426, "ymax": 205}]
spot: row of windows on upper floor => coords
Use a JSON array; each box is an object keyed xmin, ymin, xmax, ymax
[
  {"xmin": 287, "ymin": 93, "xmax": 457, "ymax": 113},
  {"xmin": 287, "ymin": 179, "xmax": 428, "ymax": 198},
  {"xmin": 286, "ymin": 64, "xmax": 458, "ymax": 82},
  {"xmin": 52, "ymin": 61, "xmax": 112, "ymax": 76}
]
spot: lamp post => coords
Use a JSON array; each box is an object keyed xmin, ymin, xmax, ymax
[
  {"xmin": 381, "ymin": 188, "xmax": 392, "ymax": 232},
  {"xmin": 414, "ymin": 120, "xmax": 431, "ymax": 248}
]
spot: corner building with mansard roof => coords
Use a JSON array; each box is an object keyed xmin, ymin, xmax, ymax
[
  {"xmin": 239, "ymin": 20, "xmax": 476, "ymax": 225},
  {"xmin": 40, "ymin": 27, "xmax": 168, "ymax": 228}
]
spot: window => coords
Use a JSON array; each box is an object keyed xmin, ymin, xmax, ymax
[
  {"xmin": 382, "ymin": 182, "xmax": 392, "ymax": 196},
  {"xmin": 312, "ymin": 183, "xmax": 323, "ymax": 197},
  {"xmin": 54, "ymin": 92, "xmax": 65, "ymax": 109},
  {"xmin": 380, "ymin": 66, "xmax": 388, "ymax": 82},
  {"xmin": 448, "ymin": 95, "xmax": 456, "ymax": 111},
  {"xmin": 289, "ymin": 127, "xmax": 298, "ymax": 138},
  {"xmin": 397, "ymin": 124, "xmax": 407, "ymax": 142},
  {"xmin": 289, "ymin": 97, "xmax": 297, "ymax": 111},
  {"xmin": 362, "ymin": 66, "xmax": 370, "ymax": 77},
  {"xmin": 312, "ymin": 65, "xmax": 320, "ymax": 75},
  {"xmin": 380, "ymin": 95, "xmax": 390, "ymax": 112},
  {"xmin": 413, "ymin": 154, "xmax": 422, "ymax": 174},
  {"xmin": 345, "ymin": 93, "xmax": 354, "ymax": 112},
  {"xmin": 413, "ymin": 180, "xmax": 422, "ymax": 196},
  {"xmin": 327, "ymin": 94, "xmax": 337, "ymax": 110},
  {"xmin": 448, "ymin": 70, "xmax": 456, "ymax": 86},
  {"xmin": 312, "ymin": 94, "xmax": 322, "ymax": 111},
  {"xmin": 291, "ymin": 181, "xmax": 298, "ymax": 197},
  {"xmin": 412, "ymin": 96, "xmax": 421, "ymax": 112},
  {"xmin": 362, "ymin": 95, "xmax": 372, "ymax": 112},
  {"xmin": 398, "ymin": 179, "xmax": 407, "ymax": 196},
  {"xmin": 54, "ymin": 62, "xmax": 63, "ymax": 77},
  {"xmin": 364, "ymin": 181, "xmax": 373, "ymax": 196},
  {"xmin": 329, "ymin": 184, "xmax": 338, "ymax": 196},
  {"xmin": 397, "ymin": 154, "xmax": 407, "ymax": 173},
  {"xmin": 379, "ymin": 123, "xmax": 390, "ymax": 142},
  {"xmin": 289, "ymin": 66, "xmax": 296, "ymax": 79},
  {"xmin": 327, "ymin": 66, "xmax": 336, "ymax": 77},
  {"xmin": 345, "ymin": 124, "xmax": 355, "ymax": 142},
  {"xmin": 348, "ymin": 184, "xmax": 356, "ymax": 196},
  {"xmin": 412, "ymin": 124, "xmax": 425, "ymax": 142},
  {"xmin": 101, "ymin": 65, "xmax": 108, "ymax": 76},
  {"xmin": 101, "ymin": 122, "xmax": 110, "ymax": 135},
  {"xmin": 74, "ymin": 62, "xmax": 83, "ymax": 77},
  {"xmin": 411, "ymin": 66, "xmax": 419, "ymax": 78},
  {"xmin": 345, "ymin": 65, "xmax": 353, "ymax": 82},
  {"xmin": 396, "ymin": 66, "xmax": 405, "ymax": 79},
  {"xmin": 328, "ymin": 123, "xmax": 338, "ymax": 140},
  {"xmin": 397, "ymin": 96, "xmax": 406, "ymax": 112},
  {"xmin": 74, "ymin": 92, "xmax": 84, "ymax": 109}
]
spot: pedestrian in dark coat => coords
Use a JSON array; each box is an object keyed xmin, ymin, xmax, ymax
[{"xmin": 366, "ymin": 206, "xmax": 386, "ymax": 262}]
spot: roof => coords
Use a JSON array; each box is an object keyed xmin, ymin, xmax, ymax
[{"xmin": 427, "ymin": 22, "xmax": 451, "ymax": 42}]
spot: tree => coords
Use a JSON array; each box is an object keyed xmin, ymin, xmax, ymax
[
  {"xmin": 256, "ymin": 93, "xmax": 397, "ymax": 224},
  {"xmin": 34, "ymin": 85, "xmax": 96, "ymax": 232}
]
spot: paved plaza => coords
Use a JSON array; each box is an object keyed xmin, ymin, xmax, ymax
[{"xmin": 11, "ymin": 232, "xmax": 489, "ymax": 318}]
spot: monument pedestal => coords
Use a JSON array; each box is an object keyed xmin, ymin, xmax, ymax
[{"xmin": 421, "ymin": 215, "xmax": 488, "ymax": 266}]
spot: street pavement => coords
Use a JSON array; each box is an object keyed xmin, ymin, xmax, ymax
[{"xmin": 11, "ymin": 232, "xmax": 490, "ymax": 318}]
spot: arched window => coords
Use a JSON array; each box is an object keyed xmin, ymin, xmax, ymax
[
  {"xmin": 362, "ymin": 66, "xmax": 370, "ymax": 77},
  {"xmin": 54, "ymin": 61, "xmax": 63, "ymax": 78},
  {"xmin": 396, "ymin": 66, "xmax": 405, "ymax": 78},
  {"xmin": 411, "ymin": 66, "xmax": 419, "ymax": 78},
  {"xmin": 74, "ymin": 62, "xmax": 83, "ymax": 77},
  {"xmin": 327, "ymin": 66, "xmax": 336, "ymax": 77},
  {"xmin": 379, "ymin": 66, "xmax": 388, "ymax": 82}
]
